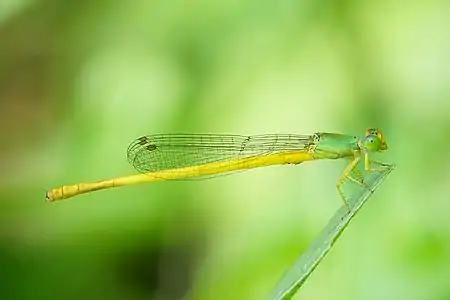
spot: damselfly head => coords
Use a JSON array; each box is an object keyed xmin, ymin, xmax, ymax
[{"xmin": 363, "ymin": 128, "xmax": 388, "ymax": 152}]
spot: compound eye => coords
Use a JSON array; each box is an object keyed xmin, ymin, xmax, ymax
[{"xmin": 364, "ymin": 135, "xmax": 381, "ymax": 151}]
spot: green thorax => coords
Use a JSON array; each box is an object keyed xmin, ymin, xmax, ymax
[{"xmin": 305, "ymin": 133, "xmax": 360, "ymax": 160}]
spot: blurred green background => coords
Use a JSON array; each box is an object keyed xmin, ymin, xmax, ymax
[{"xmin": 1, "ymin": 0, "xmax": 449, "ymax": 299}]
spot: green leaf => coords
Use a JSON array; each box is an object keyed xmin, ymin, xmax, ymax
[{"xmin": 267, "ymin": 164, "xmax": 395, "ymax": 300}]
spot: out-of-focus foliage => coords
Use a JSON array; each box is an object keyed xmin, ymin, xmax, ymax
[{"xmin": 1, "ymin": 1, "xmax": 449, "ymax": 300}]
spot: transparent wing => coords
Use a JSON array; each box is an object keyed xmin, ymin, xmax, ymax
[{"xmin": 127, "ymin": 134, "xmax": 311, "ymax": 176}]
